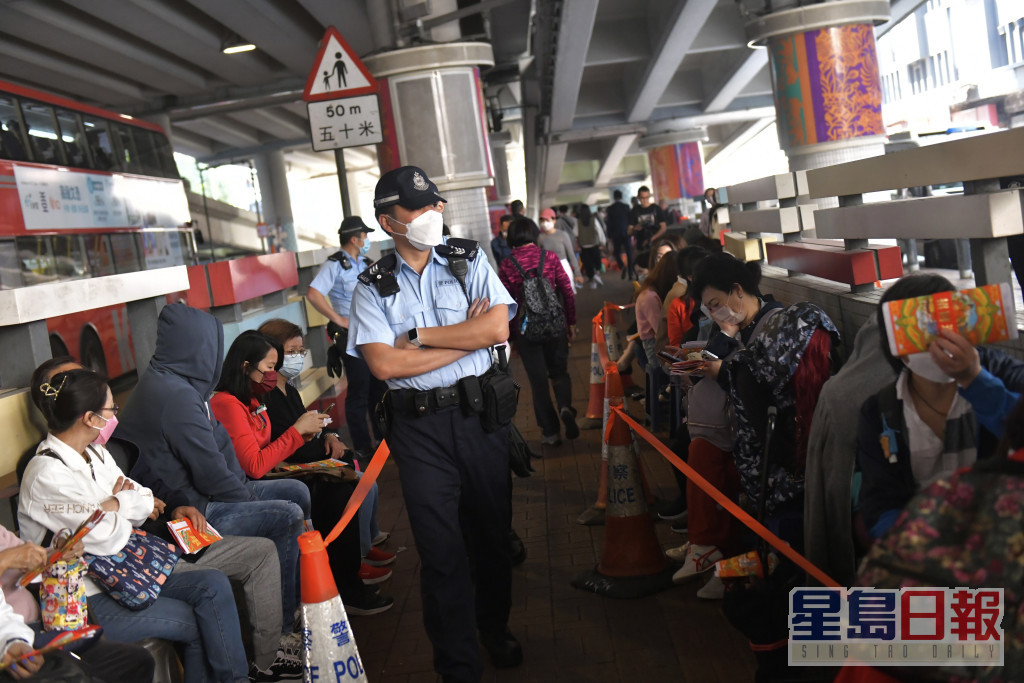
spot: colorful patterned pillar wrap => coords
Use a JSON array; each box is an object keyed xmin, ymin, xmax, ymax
[
  {"xmin": 648, "ymin": 141, "xmax": 704, "ymax": 201},
  {"xmin": 768, "ymin": 23, "xmax": 884, "ymax": 151}
]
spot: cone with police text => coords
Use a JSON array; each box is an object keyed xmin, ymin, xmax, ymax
[
  {"xmin": 299, "ymin": 531, "xmax": 368, "ymax": 682},
  {"xmin": 572, "ymin": 366, "xmax": 673, "ymax": 598},
  {"xmin": 580, "ymin": 314, "xmax": 608, "ymax": 430}
]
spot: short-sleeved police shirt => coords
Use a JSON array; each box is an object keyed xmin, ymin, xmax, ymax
[
  {"xmin": 346, "ymin": 239, "xmax": 517, "ymax": 391},
  {"xmin": 308, "ymin": 252, "xmax": 369, "ymax": 318}
]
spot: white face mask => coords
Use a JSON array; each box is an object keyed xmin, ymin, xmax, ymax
[
  {"xmin": 540, "ymin": 220, "xmax": 555, "ymax": 232},
  {"xmin": 702, "ymin": 290, "xmax": 745, "ymax": 327},
  {"xmin": 389, "ymin": 209, "xmax": 444, "ymax": 251},
  {"xmin": 279, "ymin": 353, "xmax": 305, "ymax": 379},
  {"xmin": 904, "ymin": 354, "xmax": 955, "ymax": 384}
]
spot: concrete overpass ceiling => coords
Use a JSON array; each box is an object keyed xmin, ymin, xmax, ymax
[{"xmin": 537, "ymin": 0, "xmax": 787, "ymax": 204}]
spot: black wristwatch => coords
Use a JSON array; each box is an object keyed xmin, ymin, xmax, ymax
[{"xmin": 408, "ymin": 328, "xmax": 423, "ymax": 348}]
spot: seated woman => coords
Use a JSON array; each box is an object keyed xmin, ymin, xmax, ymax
[
  {"xmin": 0, "ymin": 525, "xmax": 155, "ymax": 682},
  {"xmin": 210, "ymin": 331, "xmax": 394, "ymax": 616},
  {"xmin": 18, "ymin": 369, "xmax": 249, "ymax": 683},
  {"xmin": 857, "ymin": 274, "xmax": 1021, "ymax": 539},
  {"xmin": 257, "ymin": 319, "xmax": 393, "ymax": 562}
]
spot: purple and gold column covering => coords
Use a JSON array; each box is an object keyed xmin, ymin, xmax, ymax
[
  {"xmin": 746, "ymin": 0, "xmax": 890, "ymax": 171},
  {"xmin": 638, "ymin": 128, "xmax": 708, "ymax": 202}
]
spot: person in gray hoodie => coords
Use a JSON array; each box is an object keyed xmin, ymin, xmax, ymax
[{"xmin": 116, "ymin": 303, "xmax": 309, "ymax": 637}]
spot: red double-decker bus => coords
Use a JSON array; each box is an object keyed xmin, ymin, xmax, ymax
[{"xmin": 0, "ymin": 79, "xmax": 194, "ymax": 379}]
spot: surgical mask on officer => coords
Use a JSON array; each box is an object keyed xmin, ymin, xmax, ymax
[
  {"xmin": 279, "ymin": 353, "xmax": 305, "ymax": 379},
  {"xmin": 903, "ymin": 354, "xmax": 955, "ymax": 384},
  {"xmin": 389, "ymin": 209, "xmax": 444, "ymax": 251},
  {"xmin": 360, "ymin": 240, "xmax": 371, "ymax": 256}
]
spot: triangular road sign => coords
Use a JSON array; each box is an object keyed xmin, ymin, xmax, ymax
[{"xmin": 303, "ymin": 27, "xmax": 378, "ymax": 102}]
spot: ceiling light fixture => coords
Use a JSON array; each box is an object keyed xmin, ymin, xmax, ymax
[{"xmin": 222, "ymin": 35, "xmax": 256, "ymax": 54}]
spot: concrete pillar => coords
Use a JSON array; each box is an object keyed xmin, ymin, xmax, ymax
[
  {"xmin": 746, "ymin": 0, "xmax": 890, "ymax": 173},
  {"xmin": 365, "ymin": 43, "xmax": 497, "ymax": 250},
  {"xmin": 638, "ymin": 128, "xmax": 708, "ymax": 202},
  {"xmin": 126, "ymin": 296, "xmax": 166, "ymax": 378},
  {"xmin": 0, "ymin": 321, "xmax": 50, "ymax": 389},
  {"xmin": 253, "ymin": 150, "xmax": 297, "ymax": 252}
]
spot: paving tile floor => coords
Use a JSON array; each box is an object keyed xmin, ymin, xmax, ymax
[{"xmin": 348, "ymin": 270, "xmax": 757, "ymax": 682}]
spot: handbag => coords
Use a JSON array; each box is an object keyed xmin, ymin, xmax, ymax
[
  {"xmin": 40, "ymin": 559, "xmax": 89, "ymax": 631},
  {"xmin": 480, "ymin": 345, "xmax": 519, "ymax": 433},
  {"xmin": 85, "ymin": 529, "xmax": 180, "ymax": 610}
]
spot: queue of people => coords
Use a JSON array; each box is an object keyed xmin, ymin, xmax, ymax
[{"xmin": 8, "ymin": 166, "xmax": 1024, "ymax": 683}]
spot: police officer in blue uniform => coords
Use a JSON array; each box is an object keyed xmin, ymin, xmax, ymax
[
  {"xmin": 348, "ymin": 166, "xmax": 522, "ymax": 681},
  {"xmin": 307, "ymin": 215, "xmax": 387, "ymax": 459}
]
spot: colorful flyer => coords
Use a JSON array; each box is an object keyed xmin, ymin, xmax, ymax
[
  {"xmin": 882, "ymin": 282, "xmax": 1017, "ymax": 356},
  {"xmin": 167, "ymin": 518, "xmax": 222, "ymax": 555}
]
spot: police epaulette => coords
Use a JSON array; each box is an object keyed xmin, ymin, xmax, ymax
[
  {"xmin": 434, "ymin": 238, "xmax": 479, "ymax": 260},
  {"xmin": 357, "ymin": 253, "xmax": 400, "ymax": 297},
  {"xmin": 327, "ymin": 250, "xmax": 352, "ymax": 270}
]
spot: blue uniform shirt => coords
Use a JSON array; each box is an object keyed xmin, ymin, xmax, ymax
[
  {"xmin": 347, "ymin": 238, "xmax": 517, "ymax": 391},
  {"xmin": 309, "ymin": 252, "xmax": 369, "ymax": 317}
]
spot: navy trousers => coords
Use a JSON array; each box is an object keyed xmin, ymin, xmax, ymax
[{"xmin": 388, "ymin": 405, "xmax": 512, "ymax": 682}]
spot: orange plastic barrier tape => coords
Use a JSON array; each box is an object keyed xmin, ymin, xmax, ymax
[
  {"xmin": 323, "ymin": 439, "xmax": 391, "ymax": 547},
  {"xmin": 609, "ymin": 407, "xmax": 840, "ymax": 588}
]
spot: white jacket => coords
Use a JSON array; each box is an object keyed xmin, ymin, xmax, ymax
[
  {"xmin": 18, "ymin": 434, "xmax": 154, "ymax": 595},
  {"xmin": 0, "ymin": 588, "xmax": 33, "ymax": 657}
]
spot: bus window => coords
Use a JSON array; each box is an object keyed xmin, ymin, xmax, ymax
[
  {"xmin": 130, "ymin": 128, "xmax": 162, "ymax": 178},
  {"xmin": 109, "ymin": 232, "xmax": 141, "ymax": 273},
  {"xmin": 0, "ymin": 240, "xmax": 25, "ymax": 289},
  {"xmin": 152, "ymin": 132, "xmax": 178, "ymax": 178},
  {"xmin": 80, "ymin": 116, "xmax": 115, "ymax": 171},
  {"xmin": 112, "ymin": 124, "xmax": 141, "ymax": 174},
  {"xmin": 19, "ymin": 101, "xmax": 65, "ymax": 165},
  {"xmin": 84, "ymin": 233, "xmax": 115, "ymax": 277},
  {"xmin": 51, "ymin": 235, "xmax": 90, "ymax": 280},
  {"xmin": 54, "ymin": 108, "xmax": 91, "ymax": 169},
  {"xmin": 15, "ymin": 236, "xmax": 58, "ymax": 286},
  {"xmin": 0, "ymin": 96, "xmax": 28, "ymax": 161}
]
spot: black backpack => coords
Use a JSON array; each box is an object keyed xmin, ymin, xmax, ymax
[{"xmin": 507, "ymin": 248, "xmax": 566, "ymax": 342}]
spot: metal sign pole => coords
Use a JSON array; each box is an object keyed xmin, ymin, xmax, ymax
[{"xmin": 334, "ymin": 148, "xmax": 351, "ymax": 219}]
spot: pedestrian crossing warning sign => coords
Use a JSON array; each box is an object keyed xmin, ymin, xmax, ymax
[{"xmin": 303, "ymin": 27, "xmax": 378, "ymax": 102}]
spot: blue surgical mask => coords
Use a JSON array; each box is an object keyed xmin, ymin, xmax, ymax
[
  {"xmin": 360, "ymin": 240, "xmax": 371, "ymax": 256},
  {"xmin": 280, "ymin": 353, "xmax": 305, "ymax": 379}
]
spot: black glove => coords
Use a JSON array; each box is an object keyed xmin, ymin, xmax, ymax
[{"xmin": 326, "ymin": 345, "xmax": 343, "ymax": 378}]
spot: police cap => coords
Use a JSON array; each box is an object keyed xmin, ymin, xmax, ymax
[
  {"xmin": 373, "ymin": 166, "xmax": 446, "ymax": 215},
  {"xmin": 339, "ymin": 215, "xmax": 374, "ymax": 237}
]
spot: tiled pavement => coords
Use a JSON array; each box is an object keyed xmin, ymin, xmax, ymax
[{"xmin": 349, "ymin": 271, "xmax": 757, "ymax": 682}]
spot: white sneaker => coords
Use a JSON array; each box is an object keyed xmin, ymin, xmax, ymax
[
  {"xmin": 671, "ymin": 544, "xmax": 722, "ymax": 583},
  {"xmin": 665, "ymin": 543, "xmax": 690, "ymax": 563},
  {"xmin": 697, "ymin": 575, "xmax": 725, "ymax": 600},
  {"xmin": 589, "ymin": 281, "xmax": 598, "ymax": 289},
  {"xmin": 593, "ymin": 273, "xmax": 604, "ymax": 285}
]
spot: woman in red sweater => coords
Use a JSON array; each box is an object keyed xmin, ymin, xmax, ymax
[
  {"xmin": 210, "ymin": 330, "xmax": 394, "ymax": 616},
  {"xmin": 498, "ymin": 217, "xmax": 578, "ymax": 446}
]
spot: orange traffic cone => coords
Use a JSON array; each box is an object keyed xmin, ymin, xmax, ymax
[
  {"xmin": 298, "ymin": 531, "xmax": 368, "ymax": 682},
  {"xmin": 577, "ymin": 365, "xmax": 613, "ymax": 526},
  {"xmin": 572, "ymin": 366, "xmax": 673, "ymax": 598},
  {"xmin": 580, "ymin": 314, "xmax": 609, "ymax": 430}
]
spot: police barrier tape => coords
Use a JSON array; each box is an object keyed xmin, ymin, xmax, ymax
[
  {"xmin": 324, "ymin": 440, "xmax": 391, "ymax": 546},
  {"xmin": 607, "ymin": 405, "xmax": 841, "ymax": 589}
]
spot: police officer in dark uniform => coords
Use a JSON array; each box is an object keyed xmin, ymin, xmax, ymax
[
  {"xmin": 347, "ymin": 166, "xmax": 522, "ymax": 681},
  {"xmin": 306, "ymin": 215, "xmax": 387, "ymax": 459}
]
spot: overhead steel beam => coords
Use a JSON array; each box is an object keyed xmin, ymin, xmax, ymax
[
  {"xmin": 196, "ymin": 137, "xmax": 311, "ymax": 165},
  {"xmin": 593, "ymin": 134, "xmax": 639, "ymax": 187},
  {"xmin": 11, "ymin": 1, "xmax": 208, "ymax": 90},
  {"xmin": 0, "ymin": 40, "xmax": 145, "ymax": 100},
  {"xmin": 543, "ymin": 143, "xmax": 569, "ymax": 196},
  {"xmin": 704, "ymin": 117, "xmax": 774, "ymax": 165},
  {"xmin": 421, "ymin": 0, "xmax": 519, "ymax": 28},
  {"xmin": 180, "ymin": 117, "xmax": 263, "ymax": 147},
  {"xmin": 875, "ymin": 0, "xmax": 926, "ymax": 37},
  {"xmin": 549, "ymin": 122, "xmax": 647, "ymax": 144},
  {"xmin": 627, "ymin": 0, "xmax": 718, "ymax": 123},
  {"xmin": 550, "ymin": 1, "xmax": 599, "ymax": 132},
  {"xmin": 704, "ymin": 50, "xmax": 769, "ymax": 113}
]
